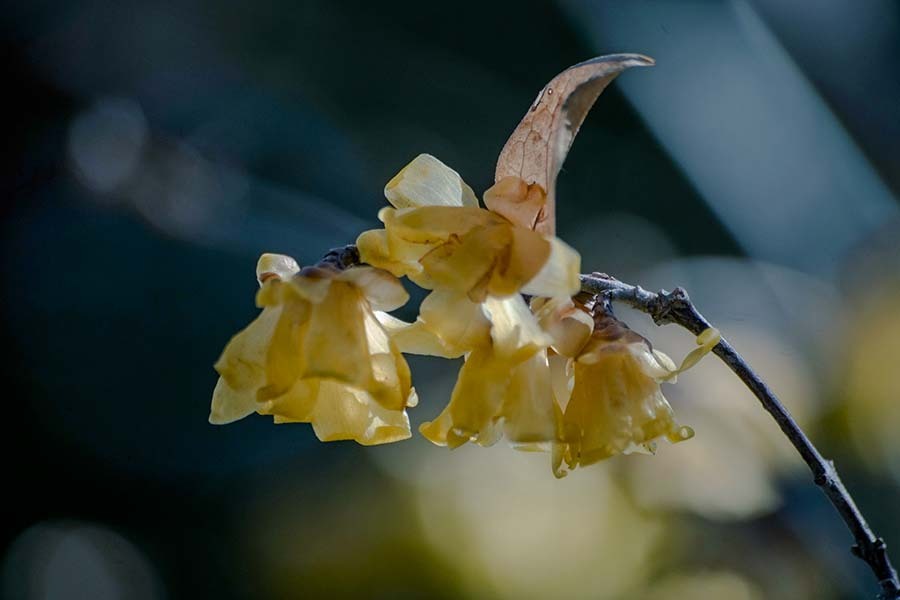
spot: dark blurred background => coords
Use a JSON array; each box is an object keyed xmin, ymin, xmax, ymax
[{"xmin": 4, "ymin": 1, "xmax": 900, "ymax": 598}]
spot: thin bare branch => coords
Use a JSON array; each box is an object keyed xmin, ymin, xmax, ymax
[{"xmin": 580, "ymin": 272, "xmax": 900, "ymax": 600}]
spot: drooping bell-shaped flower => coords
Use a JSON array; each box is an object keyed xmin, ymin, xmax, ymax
[
  {"xmin": 384, "ymin": 294, "xmax": 593, "ymax": 452},
  {"xmin": 552, "ymin": 312, "xmax": 719, "ymax": 477},
  {"xmin": 209, "ymin": 253, "xmax": 418, "ymax": 445}
]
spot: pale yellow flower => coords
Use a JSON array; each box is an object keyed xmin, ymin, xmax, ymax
[
  {"xmin": 357, "ymin": 154, "xmax": 586, "ymax": 451},
  {"xmin": 357, "ymin": 154, "xmax": 580, "ymax": 302},
  {"xmin": 413, "ymin": 294, "xmax": 560, "ymax": 448},
  {"xmin": 209, "ymin": 253, "xmax": 417, "ymax": 446},
  {"xmin": 553, "ymin": 314, "xmax": 719, "ymax": 477},
  {"xmin": 397, "ymin": 294, "xmax": 601, "ymax": 453}
]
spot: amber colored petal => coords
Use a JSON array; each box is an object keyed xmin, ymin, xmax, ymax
[
  {"xmin": 384, "ymin": 154, "xmax": 478, "ymax": 209},
  {"xmin": 483, "ymin": 295, "xmax": 552, "ymax": 363},
  {"xmin": 356, "ymin": 229, "xmax": 414, "ymax": 278},
  {"xmin": 388, "ymin": 205, "xmax": 502, "ymax": 243},
  {"xmin": 520, "ymin": 236, "xmax": 581, "ymax": 298},
  {"xmin": 377, "ymin": 312, "xmax": 462, "ymax": 358},
  {"xmin": 209, "ymin": 377, "xmax": 258, "ymax": 425},
  {"xmin": 565, "ymin": 350, "xmax": 691, "ymax": 468},
  {"xmin": 338, "ymin": 266, "xmax": 409, "ymax": 312},
  {"xmin": 258, "ymin": 378, "xmax": 320, "ymax": 422},
  {"xmin": 311, "ymin": 382, "xmax": 411, "ymax": 445},
  {"xmin": 501, "ymin": 350, "xmax": 558, "ymax": 446},
  {"xmin": 487, "ymin": 225, "xmax": 550, "ymax": 298},
  {"xmin": 214, "ymin": 305, "xmax": 283, "ymax": 392},
  {"xmin": 483, "ymin": 176, "xmax": 548, "ymax": 231},
  {"xmin": 419, "ymin": 347, "xmax": 510, "ymax": 448},
  {"xmin": 419, "ymin": 224, "xmax": 510, "ymax": 297},
  {"xmin": 300, "ymin": 281, "xmax": 372, "ymax": 386},
  {"xmin": 532, "ymin": 297, "xmax": 594, "ymax": 358},
  {"xmin": 256, "ymin": 253, "xmax": 300, "ymax": 285},
  {"xmin": 259, "ymin": 301, "xmax": 308, "ymax": 401},
  {"xmin": 362, "ymin": 308, "xmax": 411, "ymax": 410},
  {"xmin": 549, "ymin": 352, "xmax": 574, "ymax": 411},
  {"xmin": 660, "ymin": 327, "xmax": 722, "ymax": 381},
  {"xmin": 419, "ymin": 289, "xmax": 491, "ymax": 352}
]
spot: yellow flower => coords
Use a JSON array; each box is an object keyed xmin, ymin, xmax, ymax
[
  {"xmin": 389, "ymin": 294, "xmax": 591, "ymax": 453},
  {"xmin": 209, "ymin": 253, "xmax": 417, "ymax": 446},
  {"xmin": 552, "ymin": 314, "xmax": 719, "ymax": 478},
  {"xmin": 357, "ymin": 154, "xmax": 580, "ymax": 302},
  {"xmin": 417, "ymin": 294, "xmax": 559, "ymax": 448}
]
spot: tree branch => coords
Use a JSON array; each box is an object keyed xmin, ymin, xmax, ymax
[{"xmin": 580, "ymin": 272, "xmax": 900, "ymax": 600}]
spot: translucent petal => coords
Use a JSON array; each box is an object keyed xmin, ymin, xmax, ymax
[
  {"xmin": 289, "ymin": 274, "xmax": 333, "ymax": 304},
  {"xmin": 339, "ymin": 266, "xmax": 409, "ymax": 312},
  {"xmin": 521, "ymin": 236, "xmax": 581, "ymax": 298},
  {"xmin": 311, "ymin": 383, "xmax": 410, "ymax": 445},
  {"xmin": 209, "ymin": 377, "xmax": 258, "ymax": 424},
  {"xmin": 419, "ymin": 289, "xmax": 491, "ymax": 353},
  {"xmin": 258, "ymin": 378, "xmax": 319, "ymax": 422},
  {"xmin": 562, "ymin": 340, "xmax": 691, "ymax": 470},
  {"xmin": 214, "ymin": 305, "xmax": 283, "ymax": 392},
  {"xmin": 300, "ymin": 281, "xmax": 372, "ymax": 386},
  {"xmin": 376, "ymin": 312, "xmax": 462, "ymax": 358},
  {"xmin": 419, "ymin": 347, "xmax": 510, "ymax": 447},
  {"xmin": 483, "ymin": 176, "xmax": 547, "ymax": 230},
  {"xmin": 483, "ymin": 295, "xmax": 552, "ymax": 362},
  {"xmin": 533, "ymin": 297, "xmax": 594, "ymax": 358},
  {"xmin": 256, "ymin": 253, "xmax": 300, "ymax": 284},
  {"xmin": 419, "ymin": 224, "xmax": 510, "ymax": 298},
  {"xmin": 384, "ymin": 154, "xmax": 478, "ymax": 209},
  {"xmin": 501, "ymin": 350, "xmax": 558, "ymax": 444},
  {"xmin": 260, "ymin": 300, "xmax": 306, "ymax": 400},
  {"xmin": 663, "ymin": 327, "xmax": 721, "ymax": 380},
  {"xmin": 356, "ymin": 229, "xmax": 412, "ymax": 278},
  {"xmin": 362, "ymin": 309, "xmax": 410, "ymax": 410},
  {"xmin": 487, "ymin": 225, "xmax": 550, "ymax": 298},
  {"xmin": 388, "ymin": 206, "xmax": 501, "ymax": 243},
  {"xmin": 549, "ymin": 352, "xmax": 574, "ymax": 411}
]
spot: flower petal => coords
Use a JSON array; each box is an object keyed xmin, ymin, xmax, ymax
[
  {"xmin": 521, "ymin": 236, "xmax": 581, "ymax": 298},
  {"xmin": 209, "ymin": 377, "xmax": 258, "ymax": 425},
  {"xmin": 483, "ymin": 176, "xmax": 547, "ymax": 231},
  {"xmin": 339, "ymin": 266, "xmax": 409, "ymax": 312},
  {"xmin": 501, "ymin": 350, "xmax": 558, "ymax": 445},
  {"xmin": 214, "ymin": 305, "xmax": 283, "ymax": 392},
  {"xmin": 532, "ymin": 297, "xmax": 594, "ymax": 358},
  {"xmin": 311, "ymin": 382, "xmax": 411, "ymax": 445},
  {"xmin": 355, "ymin": 229, "xmax": 414, "ymax": 278},
  {"xmin": 419, "ymin": 347, "xmax": 509, "ymax": 448},
  {"xmin": 486, "ymin": 225, "xmax": 550, "ymax": 298},
  {"xmin": 419, "ymin": 224, "xmax": 509, "ymax": 298},
  {"xmin": 483, "ymin": 295, "xmax": 552, "ymax": 363},
  {"xmin": 256, "ymin": 253, "xmax": 300, "ymax": 284},
  {"xmin": 300, "ymin": 281, "xmax": 372, "ymax": 386},
  {"xmin": 384, "ymin": 154, "xmax": 478, "ymax": 208}
]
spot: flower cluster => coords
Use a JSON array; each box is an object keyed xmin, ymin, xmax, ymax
[
  {"xmin": 210, "ymin": 254, "xmax": 416, "ymax": 445},
  {"xmin": 210, "ymin": 155, "xmax": 717, "ymax": 475}
]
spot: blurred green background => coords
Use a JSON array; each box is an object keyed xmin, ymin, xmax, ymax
[{"xmin": 4, "ymin": 1, "xmax": 900, "ymax": 598}]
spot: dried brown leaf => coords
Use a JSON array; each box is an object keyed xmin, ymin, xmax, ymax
[{"xmin": 494, "ymin": 54, "xmax": 655, "ymax": 235}]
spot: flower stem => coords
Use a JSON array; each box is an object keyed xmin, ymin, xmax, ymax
[{"xmin": 580, "ymin": 272, "xmax": 900, "ymax": 600}]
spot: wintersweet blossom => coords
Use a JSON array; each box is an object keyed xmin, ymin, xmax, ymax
[
  {"xmin": 357, "ymin": 154, "xmax": 580, "ymax": 302},
  {"xmin": 415, "ymin": 294, "xmax": 557, "ymax": 448},
  {"xmin": 552, "ymin": 313, "xmax": 720, "ymax": 478},
  {"xmin": 209, "ymin": 253, "xmax": 417, "ymax": 445},
  {"xmin": 357, "ymin": 154, "xmax": 588, "ymax": 451}
]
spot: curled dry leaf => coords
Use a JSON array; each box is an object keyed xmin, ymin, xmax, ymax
[{"xmin": 493, "ymin": 54, "xmax": 655, "ymax": 235}]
